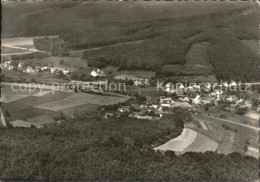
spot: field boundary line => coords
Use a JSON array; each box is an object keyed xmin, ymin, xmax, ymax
[{"xmin": 201, "ymin": 114, "xmax": 260, "ymax": 131}]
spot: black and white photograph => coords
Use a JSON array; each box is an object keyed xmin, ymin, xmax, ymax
[{"xmin": 0, "ymin": 0, "xmax": 260, "ymax": 181}]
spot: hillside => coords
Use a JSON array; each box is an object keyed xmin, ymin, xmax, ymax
[
  {"xmin": 0, "ymin": 110, "xmax": 258, "ymax": 181},
  {"xmin": 2, "ymin": 1, "xmax": 260, "ymax": 81}
]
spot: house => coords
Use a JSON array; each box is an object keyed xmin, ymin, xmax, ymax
[
  {"xmin": 134, "ymin": 79, "xmax": 142, "ymax": 87},
  {"xmin": 179, "ymin": 96, "xmax": 189, "ymax": 102},
  {"xmin": 7, "ymin": 65, "xmax": 14, "ymax": 70},
  {"xmin": 192, "ymin": 95, "xmax": 201, "ymax": 105},
  {"xmin": 104, "ymin": 113, "xmax": 114, "ymax": 119},
  {"xmin": 91, "ymin": 70, "xmax": 99, "ymax": 77},
  {"xmin": 136, "ymin": 115, "xmax": 153, "ymax": 120},
  {"xmin": 131, "ymin": 104, "xmax": 141, "ymax": 111},
  {"xmin": 222, "ymin": 82, "xmax": 229, "ymax": 87},
  {"xmin": 91, "ymin": 69, "xmax": 106, "ymax": 77},
  {"xmin": 25, "ymin": 67, "xmax": 35, "ymax": 74},
  {"xmin": 160, "ymin": 96, "xmax": 173, "ymax": 104},
  {"xmin": 50, "ymin": 67, "xmax": 57, "ymax": 74},
  {"xmin": 42, "ymin": 66, "xmax": 49, "ymax": 71},
  {"xmin": 230, "ymin": 80, "xmax": 237, "ymax": 87},
  {"xmin": 63, "ymin": 69, "xmax": 70, "ymax": 75},
  {"xmin": 133, "ymin": 79, "xmax": 149, "ymax": 87},
  {"xmin": 161, "ymin": 103, "xmax": 172, "ymax": 108},
  {"xmin": 117, "ymin": 106, "xmax": 130, "ymax": 113},
  {"xmin": 18, "ymin": 63, "xmax": 23, "ymax": 68}
]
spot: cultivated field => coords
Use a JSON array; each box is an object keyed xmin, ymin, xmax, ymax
[
  {"xmin": 0, "ymin": 85, "xmax": 39, "ymax": 103},
  {"xmin": 114, "ymin": 70, "xmax": 155, "ymax": 80},
  {"xmin": 35, "ymin": 92, "xmax": 129, "ymax": 111},
  {"xmin": 182, "ymin": 132, "xmax": 218, "ymax": 153},
  {"xmin": 154, "ymin": 128, "xmax": 197, "ymax": 152},
  {"xmin": 245, "ymin": 112, "xmax": 260, "ymax": 121},
  {"xmin": 26, "ymin": 115, "xmax": 55, "ymax": 126}
]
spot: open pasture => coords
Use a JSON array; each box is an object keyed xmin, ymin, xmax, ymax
[
  {"xmin": 26, "ymin": 115, "xmax": 56, "ymax": 126},
  {"xmin": 184, "ymin": 42, "xmax": 213, "ymax": 76},
  {"xmin": 182, "ymin": 132, "xmax": 218, "ymax": 153},
  {"xmin": 35, "ymin": 92, "xmax": 129, "ymax": 111},
  {"xmin": 10, "ymin": 119, "xmax": 43, "ymax": 128},
  {"xmin": 0, "ymin": 85, "xmax": 39, "ymax": 103},
  {"xmin": 154, "ymin": 128, "xmax": 197, "ymax": 152},
  {"xmin": 2, "ymin": 70, "xmax": 68, "ymax": 84},
  {"xmin": 60, "ymin": 103, "xmax": 99, "ymax": 115},
  {"xmin": 115, "ymin": 70, "xmax": 155, "ymax": 80},
  {"xmin": 5, "ymin": 107, "xmax": 57, "ymax": 122},
  {"xmin": 1, "ymin": 89, "xmax": 71, "ymax": 111},
  {"xmin": 1, "ymin": 46, "xmax": 28, "ymax": 54},
  {"xmin": 245, "ymin": 112, "xmax": 260, "ymax": 121}
]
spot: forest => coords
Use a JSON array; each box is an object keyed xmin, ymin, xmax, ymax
[
  {"xmin": 0, "ymin": 108, "xmax": 258, "ymax": 181},
  {"xmin": 2, "ymin": 1, "xmax": 259, "ymax": 82}
]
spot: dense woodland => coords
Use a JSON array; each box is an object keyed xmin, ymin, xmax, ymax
[
  {"xmin": 3, "ymin": 2, "xmax": 260, "ymax": 82},
  {"xmin": 0, "ymin": 108, "xmax": 258, "ymax": 181}
]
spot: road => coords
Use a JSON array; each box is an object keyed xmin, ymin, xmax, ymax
[
  {"xmin": 1, "ymin": 82, "xmax": 131, "ymax": 98},
  {"xmin": 193, "ymin": 114, "xmax": 259, "ymax": 139}
]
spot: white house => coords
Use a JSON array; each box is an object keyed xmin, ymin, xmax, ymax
[
  {"xmin": 50, "ymin": 67, "xmax": 57, "ymax": 74},
  {"xmin": 63, "ymin": 69, "xmax": 70, "ymax": 75},
  {"xmin": 230, "ymin": 80, "xmax": 237, "ymax": 87},
  {"xmin": 26, "ymin": 67, "xmax": 35, "ymax": 74},
  {"xmin": 134, "ymin": 80, "xmax": 142, "ymax": 87},
  {"xmin": 192, "ymin": 95, "xmax": 201, "ymax": 105}
]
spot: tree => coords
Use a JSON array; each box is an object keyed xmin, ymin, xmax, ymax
[
  {"xmin": 60, "ymin": 112, "xmax": 66, "ymax": 120},
  {"xmin": 4, "ymin": 110, "xmax": 11, "ymax": 117},
  {"xmin": 205, "ymin": 105, "xmax": 209, "ymax": 111}
]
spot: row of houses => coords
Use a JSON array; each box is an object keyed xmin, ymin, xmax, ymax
[
  {"xmin": 164, "ymin": 81, "xmax": 242, "ymax": 95},
  {"xmin": 105, "ymin": 95, "xmax": 194, "ymax": 121}
]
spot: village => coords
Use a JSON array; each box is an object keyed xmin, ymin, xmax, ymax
[
  {"xmin": 1, "ymin": 57, "xmax": 259, "ymax": 124},
  {"xmin": 100, "ymin": 80, "xmax": 260, "ymax": 124}
]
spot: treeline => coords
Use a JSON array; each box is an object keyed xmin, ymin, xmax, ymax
[
  {"xmin": 7, "ymin": 52, "xmax": 49, "ymax": 61},
  {"xmin": 69, "ymin": 32, "xmax": 160, "ymax": 51},
  {"xmin": 34, "ymin": 37, "xmax": 69, "ymax": 56},
  {"xmin": 208, "ymin": 36, "xmax": 260, "ymax": 82},
  {"xmin": 0, "ymin": 107, "xmax": 257, "ymax": 181}
]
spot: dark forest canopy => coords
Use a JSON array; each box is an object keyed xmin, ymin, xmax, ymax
[
  {"xmin": 2, "ymin": 1, "xmax": 259, "ymax": 82},
  {"xmin": 0, "ymin": 108, "xmax": 258, "ymax": 181}
]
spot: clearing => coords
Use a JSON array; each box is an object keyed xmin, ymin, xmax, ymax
[{"xmin": 35, "ymin": 92, "xmax": 129, "ymax": 111}]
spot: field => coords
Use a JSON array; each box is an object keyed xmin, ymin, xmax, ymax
[
  {"xmin": 0, "ymin": 84, "xmax": 40, "ymax": 103},
  {"xmin": 245, "ymin": 112, "xmax": 260, "ymax": 121},
  {"xmin": 192, "ymin": 114, "xmax": 258, "ymax": 156},
  {"xmin": 1, "ymin": 37, "xmax": 41, "ymax": 57},
  {"xmin": 154, "ymin": 128, "xmax": 197, "ymax": 152},
  {"xmin": 1, "ymin": 46, "xmax": 28, "ymax": 54},
  {"xmin": 1, "ymin": 84, "xmax": 128, "ymax": 126},
  {"xmin": 182, "ymin": 132, "xmax": 218, "ymax": 153},
  {"xmin": 2, "ymin": 70, "xmax": 68, "ymax": 84},
  {"xmin": 155, "ymin": 127, "xmax": 219, "ymax": 155},
  {"xmin": 35, "ymin": 92, "xmax": 129, "ymax": 111},
  {"xmin": 114, "ymin": 70, "xmax": 155, "ymax": 80},
  {"xmin": 184, "ymin": 42, "xmax": 213, "ymax": 76}
]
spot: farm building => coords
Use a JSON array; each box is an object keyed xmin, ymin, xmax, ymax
[{"xmin": 25, "ymin": 67, "xmax": 36, "ymax": 74}]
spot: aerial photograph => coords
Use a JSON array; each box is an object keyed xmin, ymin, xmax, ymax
[{"xmin": 0, "ymin": 0, "xmax": 259, "ymax": 181}]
